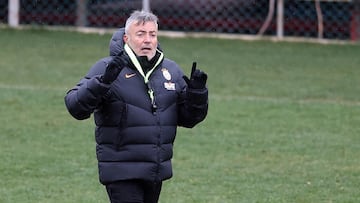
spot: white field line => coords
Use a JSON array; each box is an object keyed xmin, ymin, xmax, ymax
[
  {"xmin": 0, "ymin": 83, "xmax": 68, "ymax": 92},
  {"xmin": 210, "ymin": 95, "xmax": 360, "ymax": 107},
  {"xmin": 1, "ymin": 83, "xmax": 360, "ymax": 107}
]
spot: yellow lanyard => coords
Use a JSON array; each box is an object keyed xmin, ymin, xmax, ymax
[{"xmin": 124, "ymin": 44, "xmax": 164, "ymax": 107}]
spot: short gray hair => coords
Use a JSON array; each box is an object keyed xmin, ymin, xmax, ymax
[{"xmin": 124, "ymin": 10, "xmax": 159, "ymax": 33}]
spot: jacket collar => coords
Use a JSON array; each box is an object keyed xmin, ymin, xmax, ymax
[{"xmin": 124, "ymin": 43, "xmax": 164, "ymax": 83}]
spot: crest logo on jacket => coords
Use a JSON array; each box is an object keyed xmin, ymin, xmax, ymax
[
  {"xmin": 162, "ymin": 68, "xmax": 171, "ymax": 80},
  {"xmin": 162, "ymin": 68, "xmax": 175, "ymax": 91}
]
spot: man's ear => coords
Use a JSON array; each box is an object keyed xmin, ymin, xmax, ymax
[{"xmin": 123, "ymin": 34, "xmax": 128, "ymax": 43}]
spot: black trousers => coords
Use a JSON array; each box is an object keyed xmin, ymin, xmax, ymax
[{"xmin": 105, "ymin": 180, "xmax": 162, "ymax": 203}]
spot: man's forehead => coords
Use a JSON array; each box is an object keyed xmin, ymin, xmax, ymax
[{"xmin": 131, "ymin": 21, "xmax": 157, "ymax": 31}]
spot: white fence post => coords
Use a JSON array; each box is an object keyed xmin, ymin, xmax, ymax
[
  {"xmin": 276, "ymin": 0, "xmax": 284, "ymax": 39},
  {"xmin": 142, "ymin": 0, "xmax": 150, "ymax": 12},
  {"xmin": 76, "ymin": 0, "xmax": 87, "ymax": 27},
  {"xmin": 8, "ymin": 0, "xmax": 20, "ymax": 27}
]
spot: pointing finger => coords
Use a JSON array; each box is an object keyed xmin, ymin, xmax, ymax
[{"xmin": 191, "ymin": 62, "xmax": 197, "ymax": 77}]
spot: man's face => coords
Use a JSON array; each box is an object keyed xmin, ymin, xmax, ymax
[{"xmin": 123, "ymin": 21, "xmax": 158, "ymax": 60}]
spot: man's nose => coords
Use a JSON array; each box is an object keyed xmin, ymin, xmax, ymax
[{"xmin": 144, "ymin": 34, "xmax": 151, "ymax": 42}]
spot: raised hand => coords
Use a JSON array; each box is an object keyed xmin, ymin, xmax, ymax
[
  {"xmin": 183, "ymin": 62, "xmax": 207, "ymax": 89},
  {"xmin": 101, "ymin": 51, "xmax": 129, "ymax": 84}
]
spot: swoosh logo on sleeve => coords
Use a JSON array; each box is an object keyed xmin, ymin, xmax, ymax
[{"xmin": 125, "ymin": 73, "xmax": 136, "ymax": 79}]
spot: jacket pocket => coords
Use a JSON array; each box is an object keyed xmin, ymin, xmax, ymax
[{"xmin": 94, "ymin": 100, "xmax": 127, "ymax": 127}]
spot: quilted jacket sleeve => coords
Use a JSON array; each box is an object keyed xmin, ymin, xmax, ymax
[{"xmin": 64, "ymin": 59, "xmax": 111, "ymax": 120}]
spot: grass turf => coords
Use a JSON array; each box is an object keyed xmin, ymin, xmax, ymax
[{"xmin": 0, "ymin": 28, "xmax": 360, "ymax": 202}]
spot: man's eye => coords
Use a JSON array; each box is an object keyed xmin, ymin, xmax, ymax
[{"xmin": 136, "ymin": 32, "xmax": 146, "ymax": 36}]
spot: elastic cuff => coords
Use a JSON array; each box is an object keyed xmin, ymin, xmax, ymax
[{"xmin": 186, "ymin": 88, "xmax": 208, "ymax": 105}]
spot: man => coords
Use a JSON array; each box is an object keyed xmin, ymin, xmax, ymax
[{"xmin": 64, "ymin": 10, "xmax": 208, "ymax": 203}]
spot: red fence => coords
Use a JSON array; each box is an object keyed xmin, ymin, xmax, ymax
[{"xmin": 1, "ymin": 0, "xmax": 359, "ymax": 41}]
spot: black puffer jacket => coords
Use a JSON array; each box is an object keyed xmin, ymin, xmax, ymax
[{"xmin": 65, "ymin": 28, "xmax": 208, "ymax": 184}]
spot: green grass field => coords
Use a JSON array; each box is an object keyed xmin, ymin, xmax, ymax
[{"xmin": 0, "ymin": 28, "xmax": 360, "ymax": 203}]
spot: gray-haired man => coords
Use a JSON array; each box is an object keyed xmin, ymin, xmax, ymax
[{"xmin": 65, "ymin": 10, "xmax": 208, "ymax": 202}]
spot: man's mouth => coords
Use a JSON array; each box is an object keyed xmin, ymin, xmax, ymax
[{"xmin": 141, "ymin": 47, "xmax": 152, "ymax": 51}]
